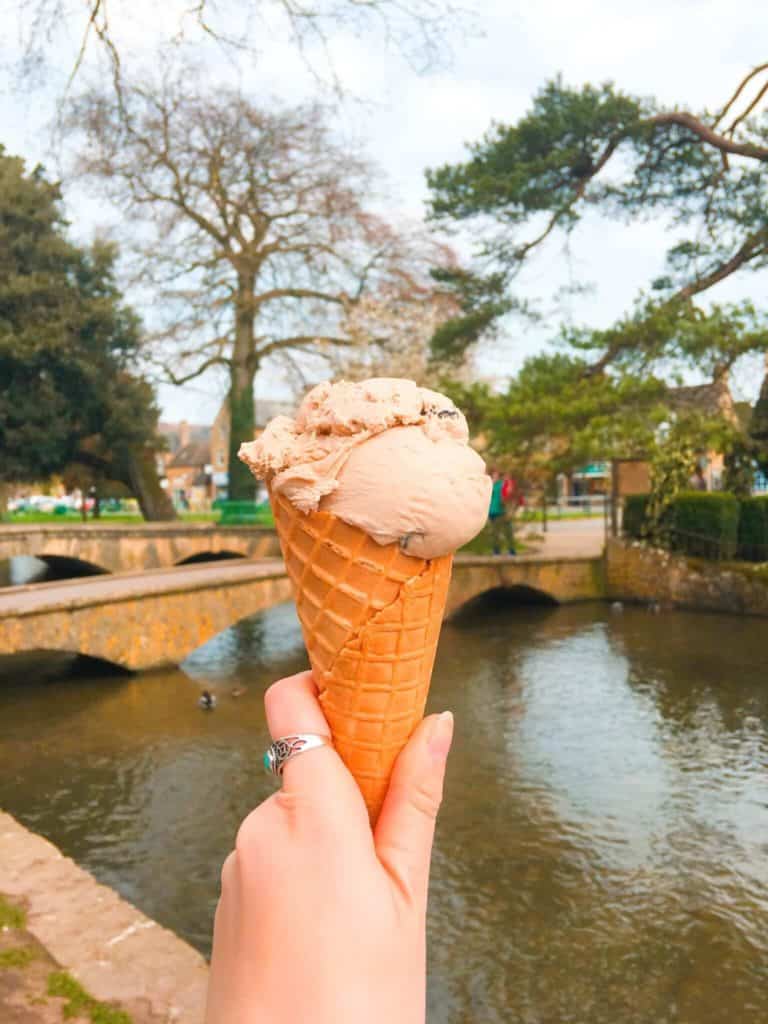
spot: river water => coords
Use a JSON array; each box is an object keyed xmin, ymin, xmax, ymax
[{"xmin": 1, "ymin": 599, "xmax": 767, "ymax": 1023}]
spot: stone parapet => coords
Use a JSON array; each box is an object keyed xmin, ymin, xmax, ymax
[
  {"xmin": 0, "ymin": 524, "xmax": 280, "ymax": 573},
  {"xmin": 0, "ymin": 560, "xmax": 294, "ymax": 670}
]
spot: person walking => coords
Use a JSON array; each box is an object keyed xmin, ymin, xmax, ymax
[{"xmin": 488, "ymin": 469, "xmax": 516, "ymax": 556}]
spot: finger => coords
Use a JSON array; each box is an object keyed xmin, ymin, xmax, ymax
[
  {"xmin": 264, "ymin": 670, "xmax": 329, "ymax": 741},
  {"xmin": 264, "ymin": 671, "xmax": 368, "ymax": 825},
  {"xmin": 374, "ymin": 710, "xmax": 453, "ymax": 907}
]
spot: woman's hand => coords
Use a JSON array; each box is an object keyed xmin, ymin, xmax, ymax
[{"xmin": 205, "ymin": 670, "xmax": 453, "ymax": 1024}]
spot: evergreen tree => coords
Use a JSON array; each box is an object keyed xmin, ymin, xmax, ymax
[
  {"xmin": 426, "ymin": 70, "xmax": 768, "ymax": 373},
  {"xmin": 0, "ymin": 147, "xmax": 174, "ymax": 518}
]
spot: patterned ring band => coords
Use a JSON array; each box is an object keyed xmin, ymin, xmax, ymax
[{"xmin": 263, "ymin": 734, "xmax": 332, "ymax": 777}]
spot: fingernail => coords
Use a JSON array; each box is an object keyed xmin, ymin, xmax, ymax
[{"xmin": 427, "ymin": 710, "xmax": 454, "ymax": 760}]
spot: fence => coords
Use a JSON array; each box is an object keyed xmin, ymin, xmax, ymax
[{"xmin": 619, "ymin": 497, "xmax": 768, "ymax": 563}]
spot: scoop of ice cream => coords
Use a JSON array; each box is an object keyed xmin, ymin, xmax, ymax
[{"xmin": 238, "ymin": 377, "xmax": 490, "ymax": 559}]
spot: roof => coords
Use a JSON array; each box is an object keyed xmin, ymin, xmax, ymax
[
  {"xmin": 167, "ymin": 442, "xmax": 210, "ymax": 469},
  {"xmin": 667, "ymin": 374, "xmax": 738, "ymax": 425},
  {"xmin": 157, "ymin": 422, "xmax": 212, "ymax": 453}
]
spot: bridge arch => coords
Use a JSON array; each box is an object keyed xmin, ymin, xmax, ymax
[
  {"xmin": 0, "ymin": 554, "xmax": 110, "ymax": 587},
  {"xmin": 36, "ymin": 555, "xmax": 110, "ymax": 579},
  {"xmin": 449, "ymin": 584, "xmax": 559, "ymax": 622},
  {"xmin": 0, "ymin": 648, "xmax": 130, "ymax": 682},
  {"xmin": 175, "ymin": 550, "xmax": 247, "ymax": 566}
]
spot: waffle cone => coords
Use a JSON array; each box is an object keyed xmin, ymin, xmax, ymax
[{"xmin": 270, "ymin": 489, "xmax": 453, "ymax": 823}]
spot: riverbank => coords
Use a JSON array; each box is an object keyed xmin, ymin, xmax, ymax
[
  {"xmin": 606, "ymin": 537, "xmax": 768, "ymax": 616},
  {"xmin": 0, "ymin": 812, "xmax": 207, "ymax": 1023}
]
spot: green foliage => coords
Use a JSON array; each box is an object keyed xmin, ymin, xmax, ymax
[
  {"xmin": 425, "ymin": 73, "xmax": 768, "ymax": 371},
  {"xmin": 0, "ymin": 894, "xmax": 26, "ymax": 928},
  {"xmin": 47, "ymin": 971, "xmax": 133, "ymax": 1024},
  {"xmin": 0, "ymin": 149, "xmax": 171, "ymax": 516},
  {"xmin": 565, "ymin": 298, "xmax": 768, "ymax": 378},
  {"xmin": 427, "ymin": 78, "xmax": 645, "ymax": 224},
  {"xmin": 444, "ymin": 352, "xmax": 665, "ymax": 484},
  {"xmin": 669, "ymin": 492, "xmax": 740, "ymax": 559},
  {"xmin": 642, "ymin": 416, "xmax": 723, "ymax": 545},
  {"xmin": 723, "ymin": 437, "xmax": 758, "ymax": 498},
  {"xmin": 738, "ymin": 496, "xmax": 768, "ymax": 562},
  {"xmin": 0, "ymin": 946, "xmax": 36, "ymax": 968},
  {"xmin": 428, "ymin": 266, "xmax": 515, "ymax": 362},
  {"xmin": 0, "ymin": 147, "xmax": 159, "ymax": 492},
  {"xmin": 622, "ymin": 494, "xmax": 649, "ymax": 540}
]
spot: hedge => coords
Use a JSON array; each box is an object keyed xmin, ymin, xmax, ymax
[
  {"xmin": 622, "ymin": 494, "xmax": 649, "ymax": 539},
  {"xmin": 738, "ymin": 496, "xmax": 768, "ymax": 562},
  {"xmin": 669, "ymin": 491, "xmax": 740, "ymax": 560}
]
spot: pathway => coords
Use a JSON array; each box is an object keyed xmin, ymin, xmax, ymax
[{"xmin": 521, "ymin": 516, "xmax": 607, "ymax": 559}]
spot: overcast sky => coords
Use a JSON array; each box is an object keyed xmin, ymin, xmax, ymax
[{"xmin": 2, "ymin": 0, "xmax": 767, "ymax": 423}]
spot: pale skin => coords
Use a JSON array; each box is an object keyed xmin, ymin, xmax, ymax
[{"xmin": 205, "ymin": 670, "xmax": 454, "ymax": 1024}]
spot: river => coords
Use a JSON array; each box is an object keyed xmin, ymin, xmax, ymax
[{"xmin": 1, "ymin": 599, "xmax": 767, "ymax": 1023}]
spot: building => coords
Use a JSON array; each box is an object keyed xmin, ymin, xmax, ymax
[
  {"xmin": 164, "ymin": 442, "xmax": 212, "ymax": 511},
  {"xmin": 560, "ymin": 371, "xmax": 744, "ymax": 505},
  {"xmin": 157, "ymin": 398, "xmax": 295, "ymax": 505}
]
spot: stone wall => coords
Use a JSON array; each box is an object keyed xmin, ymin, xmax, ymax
[{"xmin": 605, "ymin": 538, "xmax": 768, "ymax": 616}]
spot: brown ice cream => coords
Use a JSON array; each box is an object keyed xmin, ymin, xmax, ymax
[{"xmin": 238, "ymin": 377, "xmax": 490, "ymax": 559}]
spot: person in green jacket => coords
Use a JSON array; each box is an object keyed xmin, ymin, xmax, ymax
[{"xmin": 488, "ymin": 470, "xmax": 516, "ymax": 556}]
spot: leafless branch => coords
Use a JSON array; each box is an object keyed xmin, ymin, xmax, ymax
[
  {"xmin": 711, "ymin": 62, "xmax": 768, "ymax": 130},
  {"xmin": 648, "ymin": 111, "xmax": 768, "ymax": 162},
  {"xmin": 726, "ymin": 77, "xmax": 768, "ymax": 137}
]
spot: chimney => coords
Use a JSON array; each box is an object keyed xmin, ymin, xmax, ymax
[{"xmin": 179, "ymin": 420, "xmax": 191, "ymax": 448}]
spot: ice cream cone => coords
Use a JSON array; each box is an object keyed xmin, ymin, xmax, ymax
[{"xmin": 270, "ymin": 488, "xmax": 453, "ymax": 823}]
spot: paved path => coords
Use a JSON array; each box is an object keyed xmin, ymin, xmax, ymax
[{"xmin": 521, "ymin": 516, "xmax": 607, "ymax": 559}]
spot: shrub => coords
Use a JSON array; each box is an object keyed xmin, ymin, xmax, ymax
[
  {"xmin": 622, "ymin": 494, "xmax": 649, "ymax": 540},
  {"xmin": 738, "ymin": 496, "xmax": 768, "ymax": 562},
  {"xmin": 669, "ymin": 491, "xmax": 740, "ymax": 559}
]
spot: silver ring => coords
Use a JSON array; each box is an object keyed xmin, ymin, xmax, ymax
[{"xmin": 263, "ymin": 734, "xmax": 332, "ymax": 777}]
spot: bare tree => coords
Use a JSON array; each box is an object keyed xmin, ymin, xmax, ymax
[
  {"xmin": 10, "ymin": 0, "xmax": 470, "ymax": 95},
  {"xmin": 66, "ymin": 74, "xmax": 439, "ymax": 499}
]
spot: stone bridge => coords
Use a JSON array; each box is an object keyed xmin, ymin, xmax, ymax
[
  {"xmin": 0, "ymin": 554, "xmax": 604, "ymax": 671},
  {"xmin": 0, "ymin": 522, "xmax": 280, "ymax": 574}
]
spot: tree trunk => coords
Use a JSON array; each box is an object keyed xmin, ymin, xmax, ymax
[
  {"xmin": 124, "ymin": 447, "xmax": 177, "ymax": 521},
  {"xmin": 0, "ymin": 482, "xmax": 8, "ymax": 521},
  {"xmin": 227, "ymin": 281, "xmax": 258, "ymax": 502}
]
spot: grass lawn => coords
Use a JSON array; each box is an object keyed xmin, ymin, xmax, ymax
[
  {"xmin": 2, "ymin": 508, "xmax": 279, "ymax": 527},
  {"xmin": 460, "ymin": 521, "xmax": 532, "ymax": 556},
  {"xmin": 1, "ymin": 510, "xmax": 217, "ymax": 525}
]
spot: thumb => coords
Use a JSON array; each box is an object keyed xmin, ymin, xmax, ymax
[{"xmin": 374, "ymin": 710, "xmax": 454, "ymax": 906}]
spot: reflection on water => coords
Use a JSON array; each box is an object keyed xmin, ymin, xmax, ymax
[{"xmin": 1, "ymin": 600, "xmax": 768, "ymax": 1023}]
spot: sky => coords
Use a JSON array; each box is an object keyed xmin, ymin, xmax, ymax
[{"xmin": 2, "ymin": 0, "xmax": 767, "ymax": 423}]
